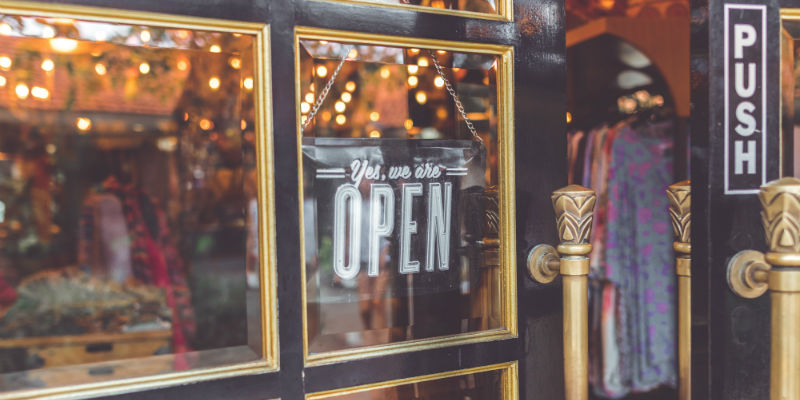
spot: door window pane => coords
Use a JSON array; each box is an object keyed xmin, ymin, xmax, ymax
[
  {"xmin": 0, "ymin": 13, "xmax": 270, "ymax": 393},
  {"xmin": 299, "ymin": 35, "xmax": 513, "ymax": 359},
  {"xmin": 334, "ymin": 0, "xmax": 507, "ymax": 18}
]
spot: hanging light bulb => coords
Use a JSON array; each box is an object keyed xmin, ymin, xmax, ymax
[
  {"xmin": 199, "ymin": 118, "xmax": 213, "ymax": 130},
  {"xmin": 409, "ymin": 48, "xmax": 420, "ymax": 55},
  {"xmin": 404, "ymin": 119, "xmax": 414, "ymax": 130},
  {"xmin": 0, "ymin": 23, "xmax": 12, "ymax": 36},
  {"xmin": 139, "ymin": 30, "xmax": 151, "ymax": 42},
  {"xmin": 369, "ymin": 111, "xmax": 380, "ymax": 122},
  {"xmin": 50, "ymin": 38, "xmax": 78, "ymax": 52},
  {"xmin": 335, "ymin": 114, "xmax": 346, "ymax": 125},
  {"xmin": 408, "ymin": 76, "xmax": 418, "ymax": 87},
  {"xmin": 139, "ymin": 62, "xmax": 150, "ymax": 74},
  {"xmin": 407, "ymin": 65, "xmax": 418, "ymax": 74},
  {"xmin": 209, "ymin": 44, "xmax": 221, "ymax": 53},
  {"xmin": 341, "ymin": 92, "xmax": 352, "ymax": 103},
  {"xmin": 0, "ymin": 76, "xmax": 6, "ymax": 87},
  {"xmin": 345, "ymin": 81, "xmax": 356, "ymax": 92},
  {"xmin": 417, "ymin": 57, "xmax": 429, "ymax": 67},
  {"xmin": 380, "ymin": 67, "xmax": 390, "ymax": 79},
  {"xmin": 300, "ymin": 102, "xmax": 311, "ymax": 114},
  {"xmin": 41, "ymin": 26, "xmax": 55, "ymax": 38},
  {"xmin": 0, "ymin": 56, "xmax": 11, "ymax": 70},
  {"xmin": 243, "ymin": 77, "xmax": 254, "ymax": 90},
  {"xmin": 415, "ymin": 91, "xmax": 427, "ymax": 104},
  {"xmin": 31, "ymin": 86, "xmax": 49, "ymax": 99},
  {"xmin": 41, "ymin": 58, "xmax": 55, "ymax": 72},
  {"xmin": 15, "ymin": 83, "xmax": 29, "ymax": 99},
  {"xmin": 76, "ymin": 117, "xmax": 92, "ymax": 131},
  {"xmin": 94, "ymin": 63, "xmax": 107, "ymax": 75},
  {"xmin": 334, "ymin": 101, "xmax": 346, "ymax": 113},
  {"xmin": 434, "ymin": 76, "xmax": 445, "ymax": 88},
  {"xmin": 305, "ymin": 93, "xmax": 315, "ymax": 103},
  {"xmin": 316, "ymin": 65, "xmax": 328, "ymax": 78},
  {"xmin": 229, "ymin": 57, "xmax": 242, "ymax": 69},
  {"xmin": 208, "ymin": 76, "xmax": 221, "ymax": 90},
  {"xmin": 177, "ymin": 58, "xmax": 189, "ymax": 71}
]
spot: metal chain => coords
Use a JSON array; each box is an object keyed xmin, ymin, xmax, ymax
[
  {"xmin": 302, "ymin": 44, "xmax": 481, "ymax": 143},
  {"xmin": 427, "ymin": 50, "xmax": 481, "ymax": 143},
  {"xmin": 302, "ymin": 45, "xmax": 354, "ymax": 131}
]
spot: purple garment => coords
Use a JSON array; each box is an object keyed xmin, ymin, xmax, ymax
[{"xmin": 603, "ymin": 123, "xmax": 677, "ymax": 394}]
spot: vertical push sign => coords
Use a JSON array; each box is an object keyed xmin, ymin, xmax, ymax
[{"xmin": 725, "ymin": 4, "xmax": 767, "ymax": 194}]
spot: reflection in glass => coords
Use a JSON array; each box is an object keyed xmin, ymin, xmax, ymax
[
  {"xmin": 300, "ymin": 39, "xmax": 504, "ymax": 356},
  {"xmin": 0, "ymin": 14, "xmax": 263, "ymax": 392},
  {"xmin": 311, "ymin": 367, "xmax": 505, "ymax": 400},
  {"xmin": 782, "ymin": 20, "xmax": 800, "ymax": 176},
  {"xmin": 343, "ymin": 0, "xmax": 502, "ymax": 16}
]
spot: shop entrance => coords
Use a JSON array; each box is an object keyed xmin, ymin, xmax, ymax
[{"xmin": 0, "ymin": 0, "xmax": 568, "ymax": 399}]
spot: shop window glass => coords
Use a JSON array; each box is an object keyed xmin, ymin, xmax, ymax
[
  {"xmin": 299, "ymin": 35, "xmax": 513, "ymax": 359},
  {"xmin": 332, "ymin": 0, "xmax": 508, "ymax": 19},
  {"xmin": 0, "ymin": 14, "xmax": 269, "ymax": 392}
]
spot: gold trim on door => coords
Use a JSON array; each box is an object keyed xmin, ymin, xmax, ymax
[
  {"xmin": 0, "ymin": 2, "xmax": 278, "ymax": 399},
  {"xmin": 295, "ymin": 26, "xmax": 517, "ymax": 366},
  {"xmin": 309, "ymin": 0, "xmax": 513, "ymax": 22},
  {"xmin": 306, "ymin": 361, "xmax": 519, "ymax": 399}
]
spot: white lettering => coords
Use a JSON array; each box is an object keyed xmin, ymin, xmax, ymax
[
  {"xmin": 734, "ymin": 24, "xmax": 757, "ymax": 59},
  {"xmin": 734, "ymin": 62, "xmax": 756, "ymax": 98},
  {"xmin": 735, "ymin": 140, "xmax": 757, "ymax": 175},
  {"xmin": 735, "ymin": 101, "xmax": 757, "ymax": 137},
  {"xmin": 333, "ymin": 184, "xmax": 362, "ymax": 280},
  {"xmin": 368, "ymin": 184, "xmax": 394, "ymax": 277},
  {"xmin": 399, "ymin": 183, "xmax": 423, "ymax": 274},
  {"xmin": 426, "ymin": 182, "xmax": 452, "ymax": 272}
]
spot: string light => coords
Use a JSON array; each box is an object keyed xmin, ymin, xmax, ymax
[
  {"xmin": 210, "ymin": 44, "xmax": 221, "ymax": 53},
  {"xmin": 417, "ymin": 57, "xmax": 429, "ymax": 67},
  {"xmin": 369, "ymin": 130, "xmax": 381, "ymax": 138},
  {"xmin": 241, "ymin": 120, "xmax": 247, "ymax": 130},
  {"xmin": 348, "ymin": 48, "xmax": 358, "ymax": 58},
  {"xmin": 369, "ymin": 111, "xmax": 380, "ymax": 122},
  {"xmin": 76, "ymin": 117, "xmax": 92, "ymax": 131},
  {"xmin": 0, "ymin": 56, "xmax": 11, "ymax": 70},
  {"xmin": 15, "ymin": 83, "xmax": 29, "ymax": 99},
  {"xmin": 41, "ymin": 58, "xmax": 54, "ymax": 72},
  {"xmin": 243, "ymin": 77, "xmax": 254, "ymax": 90},
  {"xmin": 50, "ymin": 38, "xmax": 77, "ymax": 52},
  {"xmin": 305, "ymin": 93, "xmax": 315, "ymax": 103},
  {"xmin": 334, "ymin": 101, "xmax": 346, "ymax": 113},
  {"xmin": 229, "ymin": 57, "xmax": 242, "ymax": 69},
  {"xmin": 208, "ymin": 76, "xmax": 221, "ymax": 90},
  {"xmin": 322, "ymin": 111, "xmax": 332, "ymax": 122},
  {"xmin": 176, "ymin": 30, "xmax": 190, "ymax": 39},
  {"xmin": 301, "ymin": 115, "xmax": 308, "ymax": 125},
  {"xmin": 345, "ymin": 81, "xmax": 356, "ymax": 92},
  {"xmin": 415, "ymin": 91, "xmax": 427, "ymax": 104},
  {"xmin": 404, "ymin": 119, "xmax": 414, "ymax": 130},
  {"xmin": 379, "ymin": 67, "xmax": 390, "ymax": 79},
  {"xmin": 316, "ymin": 65, "xmax": 328, "ymax": 78},
  {"xmin": 41, "ymin": 26, "xmax": 55, "ymax": 38},
  {"xmin": 0, "ymin": 23, "xmax": 11, "ymax": 36},
  {"xmin": 434, "ymin": 76, "xmax": 445, "ymax": 88},
  {"xmin": 335, "ymin": 114, "xmax": 346, "ymax": 125},
  {"xmin": 566, "ymin": 112, "xmax": 572, "ymax": 124},
  {"xmin": 31, "ymin": 86, "xmax": 49, "ymax": 99},
  {"xmin": 300, "ymin": 102, "xmax": 311, "ymax": 114},
  {"xmin": 407, "ymin": 76, "xmax": 418, "ymax": 87},
  {"xmin": 409, "ymin": 48, "xmax": 420, "ymax": 55},
  {"xmin": 139, "ymin": 62, "xmax": 150, "ymax": 74},
  {"xmin": 177, "ymin": 59, "xmax": 189, "ymax": 71},
  {"xmin": 94, "ymin": 63, "xmax": 107, "ymax": 75},
  {"xmin": 0, "ymin": 76, "xmax": 6, "ymax": 87},
  {"xmin": 407, "ymin": 65, "xmax": 418, "ymax": 74},
  {"xmin": 199, "ymin": 118, "xmax": 213, "ymax": 130},
  {"xmin": 139, "ymin": 30, "xmax": 151, "ymax": 42},
  {"xmin": 341, "ymin": 92, "xmax": 352, "ymax": 103}
]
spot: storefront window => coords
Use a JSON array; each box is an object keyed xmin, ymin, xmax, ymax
[
  {"xmin": 298, "ymin": 33, "xmax": 514, "ymax": 360},
  {"xmin": 0, "ymin": 13, "xmax": 271, "ymax": 393},
  {"xmin": 331, "ymin": 0, "xmax": 509, "ymax": 19}
]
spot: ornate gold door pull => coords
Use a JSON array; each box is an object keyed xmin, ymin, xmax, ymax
[
  {"xmin": 727, "ymin": 177, "xmax": 800, "ymax": 400},
  {"xmin": 527, "ymin": 184, "xmax": 595, "ymax": 400},
  {"xmin": 667, "ymin": 180, "xmax": 691, "ymax": 400}
]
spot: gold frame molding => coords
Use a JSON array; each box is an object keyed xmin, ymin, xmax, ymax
[
  {"xmin": 306, "ymin": 361, "xmax": 518, "ymax": 399},
  {"xmin": 310, "ymin": 0, "xmax": 513, "ymax": 22},
  {"xmin": 295, "ymin": 26, "xmax": 517, "ymax": 366},
  {"xmin": 0, "ymin": 2, "xmax": 278, "ymax": 399},
  {"xmin": 779, "ymin": 9, "xmax": 800, "ymax": 177}
]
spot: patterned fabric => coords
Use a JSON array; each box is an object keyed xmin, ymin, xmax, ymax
[
  {"xmin": 80, "ymin": 177, "xmax": 195, "ymax": 353},
  {"xmin": 604, "ymin": 124, "xmax": 677, "ymax": 394}
]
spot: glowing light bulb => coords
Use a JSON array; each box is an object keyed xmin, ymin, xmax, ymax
[
  {"xmin": 345, "ymin": 81, "xmax": 356, "ymax": 92},
  {"xmin": 139, "ymin": 62, "xmax": 150, "ymax": 74},
  {"xmin": 0, "ymin": 56, "xmax": 11, "ymax": 69},
  {"xmin": 208, "ymin": 76, "xmax": 221, "ymax": 90},
  {"xmin": 408, "ymin": 76, "xmax": 418, "ymax": 87},
  {"xmin": 348, "ymin": 49, "xmax": 358, "ymax": 58},
  {"xmin": 335, "ymin": 114, "xmax": 346, "ymax": 125},
  {"xmin": 305, "ymin": 93, "xmax": 315, "ymax": 103},
  {"xmin": 341, "ymin": 92, "xmax": 352, "ymax": 103},
  {"xmin": 15, "ymin": 83, "xmax": 29, "ymax": 99},
  {"xmin": 210, "ymin": 44, "xmax": 221, "ymax": 53},
  {"xmin": 0, "ymin": 23, "xmax": 11, "ymax": 36},
  {"xmin": 300, "ymin": 101, "xmax": 311, "ymax": 114},
  {"xmin": 322, "ymin": 111, "xmax": 332, "ymax": 122},
  {"xmin": 243, "ymin": 77, "xmax": 254, "ymax": 90},
  {"xmin": 177, "ymin": 59, "xmax": 189, "ymax": 71},
  {"xmin": 139, "ymin": 30, "xmax": 151, "ymax": 42},
  {"xmin": 369, "ymin": 111, "xmax": 380, "ymax": 122},
  {"xmin": 566, "ymin": 112, "xmax": 572, "ymax": 124},
  {"xmin": 229, "ymin": 57, "xmax": 241, "ymax": 69},
  {"xmin": 407, "ymin": 65, "xmax": 418, "ymax": 74},
  {"xmin": 316, "ymin": 65, "xmax": 328, "ymax": 78},
  {"xmin": 241, "ymin": 120, "xmax": 247, "ymax": 130},
  {"xmin": 379, "ymin": 67, "xmax": 390, "ymax": 79},
  {"xmin": 50, "ymin": 38, "xmax": 78, "ymax": 52},
  {"xmin": 404, "ymin": 119, "xmax": 414, "ymax": 130},
  {"xmin": 76, "ymin": 117, "xmax": 92, "ymax": 131},
  {"xmin": 417, "ymin": 57, "xmax": 429, "ymax": 67},
  {"xmin": 369, "ymin": 130, "xmax": 381, "ymax": 138},
  {"xmin": 94, "ymin": 63, "xmax": 107, "ymax": 75},
  {"xmin": 31, "ymin": 86, "xmax": 49, "ymax": 99},
  {"xmin": 199, "ymin": 118, "xmax": 213, "ymax": 130},
  {"xmin": 0, "ymin": 76, "xmax": 6, "ymax": 87},
  {"xmin": 409, "ymin": 48, "xmax": 420, "ymax": 55},
  {"xmin": 415, "ymin": 91, "xmax": 427, "ymax": 104},
  {"xmin": 434, "ymin": 76, "xmax": 445, "ymax": 88},
  {"xmin": 334, "ymin": 101, "xmax": 346, "ymax": 113},
  {"xmin": 41, "ymin": 58, "xmax": 54, "ymax": 71}
]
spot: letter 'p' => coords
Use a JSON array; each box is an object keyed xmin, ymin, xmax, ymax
[{"xmin": 734, "ymin": 24, "xmax": 757, "ymax": 59}]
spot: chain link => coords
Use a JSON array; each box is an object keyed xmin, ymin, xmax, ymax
[
  {"xmin": 302, "ymin": 45, "xmax": 354, "ymax": 131},
  {"xmin": 302, "ymin": 44, "xmax": 481, "ymax": 144}
]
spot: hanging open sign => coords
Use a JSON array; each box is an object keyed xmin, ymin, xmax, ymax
[{"xmin": 302, "ymin": 138, "xmax": 486, "ymax": 281}]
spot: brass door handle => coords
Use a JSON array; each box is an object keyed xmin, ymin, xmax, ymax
[
  {"xmin": 667, "ymin": 180, "xmax": 691, "ymax": 400},
  {"xmin": 527, "ymin": 184, "xmax": 595, "ymax": 400},
  {"xmin": 726, "ymin": 177, "xmax": 800, "ymax": 400}
]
